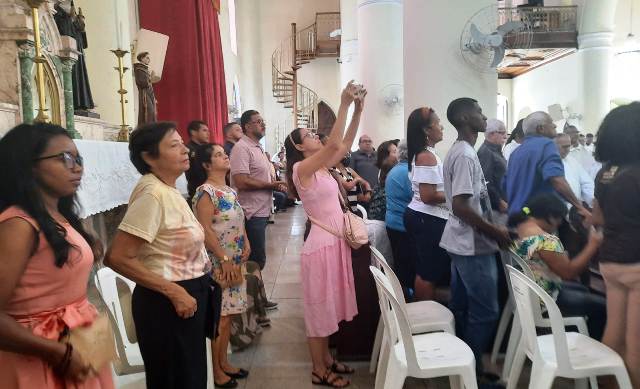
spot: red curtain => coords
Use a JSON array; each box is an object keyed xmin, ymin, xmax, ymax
[{"xmin": 139, "ymin": 0, "xmax": 227, "ymax": 143}]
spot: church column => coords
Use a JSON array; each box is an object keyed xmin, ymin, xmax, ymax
[
  {"xmin": 356, "ymin": 0, "xmax": 403, "ymax": 145},
  {"xmin": 17, "ymin": 41, "xmax": 35, "ymax": 124},
  {"xmin": 339, "ymin": 0, "xmax": 358, "ymax": 88},
  {"xmin": 578, "ymin": 0, "xmax": 618, "ymax": 133},
  {"xmin": 60, "ymin": 57, "xmax": 81, "ymax": 138},
  {"xmin": 403, "ymin": 0, "xmax": 496, "ymax": 152}
]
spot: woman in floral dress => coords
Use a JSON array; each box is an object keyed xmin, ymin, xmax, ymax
[
  {"xmin": 192, "ymin": 143, "xmax": 250, "ymax": 388},
  {"xmin": 508, "ymin": 193, "xmax": 606, "ymax": 339}
]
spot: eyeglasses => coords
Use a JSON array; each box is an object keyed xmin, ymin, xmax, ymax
[
  {"xmin": 303, "ymin": 132, "xmax": 319, "ymax": 140},
  {"xmin": 34, "ymin": 151, "xmax": 84, "ymax": 170}
]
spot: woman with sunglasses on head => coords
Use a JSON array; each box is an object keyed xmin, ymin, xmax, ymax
[
  {"xmin": 191, "ymin": 143, "xmax": 250, "ymax": 388},
  {"xmin": 284, "ymin": 82, "xmax": 365, "ymax": 388},
  {"xmin": 105, "ymin": 122, "xmax": 213, "ymax": 389},
  {"xmin": 0, "ymin": 123, "xmax": 114, "ymax": 388}
]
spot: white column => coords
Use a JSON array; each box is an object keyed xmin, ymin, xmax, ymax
[
  {"xmin": 339, "ymin": 0, "xmax": 359, "ymax": 87},
  {"xmin": 577, "ymin": 0, "xmax": 618, "ymax": 133},
  {"xmin": 356, "ymin": 0, "xmax": 404, "ymax": 148},
  {"xmin": 403, "ymin": 0, "xmax": 496, "ymax": 153}
]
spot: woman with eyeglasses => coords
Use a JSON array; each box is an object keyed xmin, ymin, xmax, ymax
[
  {"xmin": 105, "ymin": 122, "xmax": 214, "ymax": 388},
  {"xmin": 284, "ymin": 82, "xmax": 365, "ymax": 388},
  {"xmin": 0, "ymin": 123, "xmax": 114, "ymax": 388}
]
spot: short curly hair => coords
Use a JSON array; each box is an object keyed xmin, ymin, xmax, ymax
[{"xmin": 594, "ymin": 102, "xmax": 640, "ymax": 165}]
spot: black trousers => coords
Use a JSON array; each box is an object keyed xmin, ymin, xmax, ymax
[
  {"xmin": 132, "ymin": 274, "xmax": 220, "ymax": 389},
  {"xmin": 386, "ymin": 227, "xmax": 417, "ymax": 300}
]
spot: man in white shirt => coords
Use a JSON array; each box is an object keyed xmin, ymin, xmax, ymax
[
  {"xmin": 555, "ymin": 134, "xmax": 594, "ymax": 207},
  {"xmin": 584, "ymin": 133, "xmax": 595, "ymax": 153},
  {"xmin": 564, "ymin": 125, "xmax": 596, "ymax": 172}
]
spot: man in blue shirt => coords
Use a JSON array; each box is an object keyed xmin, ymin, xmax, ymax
[{"xmin": 504, "ymin": 111, "xmax": 586, "ymax": 215}]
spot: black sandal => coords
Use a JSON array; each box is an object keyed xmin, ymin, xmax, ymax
[
  {"xmin": 331, "ymin": 361, "xmax": 355, "ymax": 375},
  {"xmin": 223, "ymin": 368, "xmax": 249, "ymax": 379},
  {"xmin": 312, "ymin": 369, "xmax": 350, "ymax": 388},
  {"xmin": 214, "ymin": 377, "xmax": 238, "ymax": 388}
]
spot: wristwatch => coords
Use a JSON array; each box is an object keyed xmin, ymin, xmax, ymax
[{"xmin": 220, "ymin": 255, "xmax": 230, "ymax": 263}]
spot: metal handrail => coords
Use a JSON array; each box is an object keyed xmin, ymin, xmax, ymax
[{"xmin": 498, "ymin": 5, "xmax": 578, "ymax": 33}]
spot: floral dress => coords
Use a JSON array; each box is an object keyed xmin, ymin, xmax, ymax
[
  {"xmin": 513, "ymin": 233, "xmax": 565, "ymax": 299},
  {"xmin": 193, "ymin": 183, "xmax": 248, "ymax": 316}
]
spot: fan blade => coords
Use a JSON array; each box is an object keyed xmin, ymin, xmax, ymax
[
  {"xmin": 491, "ymin": 46, "xmax": 506, "ymax": 68},
  {"xmin": 497, "ymin": 21, "xmax": 525, "ymax": 36},
  {"xmin": 470, "ymin": 23, "xmax": 489, "ymax": 44}
]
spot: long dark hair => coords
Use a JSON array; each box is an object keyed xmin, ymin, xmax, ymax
[
  {"xmin": 0, "ymin": 123, "xmax": 95, "ymax": 267},
  {"xmin": 406, "ymin": 107, "xmax": 434, "ymax": 172},
  {"xmin": 507, "ymin": 193, "xmax": 567, "ymax": 228},
  {"xmin": 285, "ymin": 128, "xmax": 305, "ymax": 199},
  {"xmin": 190, "ymin": 143, "xmax": 226, "ymax": 191},
  {"xmin": 594, "ymin": 102, "xmax": 640, "ymax": 165}
]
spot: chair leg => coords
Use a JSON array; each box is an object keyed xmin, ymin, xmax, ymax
[
  {"xmin": 613, "ymin": 367, "xmax": 633, "ymax": 389},
  {"xmin": 528, "ymin": 363, "xmax": 555, "ymax": 389},
  {"xmin": 460, "ymin": 367, "xmax": 479, "ymax": 389},
  {"xmin": 575, "ymin": 378, "xmax": 588, "ymax": 389},
  {"xmin": 449, "ymin": 375, "xmax": 463, "ymax": 389},
  {"xmin": 491, "ymin": 298, "xmax": 513, "ymax": 365},
  {"xmin": 369, "ymin": 319, "xmax": 383, "ymax": 373},
  {"xmin": 374, "ymin": 332, "xmax": 389, "ymax": 389},
  {"xmin": 502, "ymin": 318, "xmax": 521, "ymax": 382},
  {"xmin": 382, "ymin": 357, "xmax": 406, "ymax": 389},
  {"xmin": 506, "ymin": 346, "xmax": 526, "ymax": 389}
]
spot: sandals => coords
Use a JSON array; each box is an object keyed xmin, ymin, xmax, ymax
[
  {"xmin": 312, "ymin": 369, "xmax": 350, "ymax": 388},
  {"xmin": 223, "ymin": 368, "xmax": 249, "ymax": 379},
  {"xmin": 330, "ymin": 361, "xmax": 355, "ymax": 375}
]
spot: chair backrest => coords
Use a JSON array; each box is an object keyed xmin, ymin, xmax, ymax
[
  {"xmin": 507, "ymin": 249, "xmax": 548, "ymax": 326},
  {"xmin": 370, "ymin": 266, "xmax": 419, "ymax": 371},
  {"xmin": 357, "ymin": 204, "xmax": 368, "ymax": 220},
  {"xmin": 95, "ymin": 268, "xmax": 142, "ymax": 373},
  {"xmin": 370, "ymin": 246, "xmax": 407, "ymax": 306},
  {"xmin": 507, "ymin": 265, "xmax": 573, "ymax": 371}
]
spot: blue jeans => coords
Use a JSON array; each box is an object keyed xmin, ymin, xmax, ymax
[
  {"xmin": 245, "ymin": 217, "xmax": 268, "ymax": 270},
  {"xmin": 449, "ymin": 253, "xmax": 499, "ymax": 372}
]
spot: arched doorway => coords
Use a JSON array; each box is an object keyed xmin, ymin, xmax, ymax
[{"xmin": 317, "ymin": 100, "xmax": 336, "ymax": 136}]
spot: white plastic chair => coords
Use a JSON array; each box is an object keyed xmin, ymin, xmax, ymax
[
  {"xmin": 370, "ymin": 266, "xmax": 477, "ymax": 389},
  {"xmin": 503, "ymin": 251, "xmax": 593, "ymax": 388},
  {"xmin": 506, "ymin": 266, "xmax": 632, "ymax": 389},
  {"xmin": 369, "ymin": 247, "xmax": 455, "ymax": 376},
  {"xmin": 490, "ymin": 251, "xmax": 515, "ymax": 368},
  {"xmin": 356, "ymin": 203, "xmax": 368, "ymax": 219},
  {"xmin": 95, "ymin": 268, "xmax": 144, "ymax": 375}
]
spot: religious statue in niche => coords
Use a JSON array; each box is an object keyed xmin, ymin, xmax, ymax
[
  {"xmin": 134, "ymin": 52, "xmax": 157, "ymax": 126},
  {"xmin": 53, "ymin": 0, "xmax": 95, "ymax": 114}
]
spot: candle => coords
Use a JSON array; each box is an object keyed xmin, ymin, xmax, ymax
[
  {"xmin": 113, "ymin": 0, "xmax": 121, "ymax": 49},
  {"xmin": 119, "ymin": 21, "xmax": 124, "ymax": 50}
]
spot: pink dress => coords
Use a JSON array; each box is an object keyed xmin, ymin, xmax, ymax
[
  {"xmin": 0, "ymin": 206, "xmax": 114, "ymax": 389},
  {"xmin": 293, "ymin": 163, "xmax": 358, "ymax": 337}
]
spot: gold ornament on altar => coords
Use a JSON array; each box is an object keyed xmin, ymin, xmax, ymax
[
  {"xmin": 26, "ymin": 0, "xmax": 50, "ymax": 123},
  {"xmin": 111, "ymin": 49, "xmax": 131, "ymax": 142}
]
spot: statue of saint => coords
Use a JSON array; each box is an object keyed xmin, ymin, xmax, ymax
[
  {"xmin": 53, "ymin": 0, "xmax": 95, "ymax": 112},
  {"xmin": 134, "ymin": 52, "xmax": 157, "ymax": 126}
]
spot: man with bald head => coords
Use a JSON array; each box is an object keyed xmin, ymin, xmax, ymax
[
  {"xmin": 350, "ymin": 134, "xmax": 378, "ymax": 187},
  {"xmin": 504, "ymin": 111, "xmax": 588, "ymax": 215}
]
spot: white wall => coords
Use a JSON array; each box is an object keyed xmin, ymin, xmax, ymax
[
  {"xmin": 498, "ymin": 79, "xmax": 514, "ymax": 128},
  {"xmin": 511, "ymin": 52, "xmax": 587, "ymax": 129}
]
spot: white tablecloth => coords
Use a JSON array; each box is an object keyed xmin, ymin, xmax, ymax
[{"xmin": 74, "ymin": 140, "xmax": 188, "ymax": 219}]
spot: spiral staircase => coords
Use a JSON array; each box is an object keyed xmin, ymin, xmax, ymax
[{"xmin": 271, "ymin": 12, "xmax": 340, "ymax": 140}]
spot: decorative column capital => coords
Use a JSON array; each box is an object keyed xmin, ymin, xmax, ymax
[
  {"xmin": 17, "ymin": 40, "xmax": 35, "ymax": 59},
  {"xmin": 578, "ymin": 32, "xmax": 614, "ymax": 50},
  {"xmin": 60, "ymin": 56, "xmax": 76, "ymax": 72},
  {"xmin": 24, "ymin": 0, "xmax": 47, "ymax": 8}
]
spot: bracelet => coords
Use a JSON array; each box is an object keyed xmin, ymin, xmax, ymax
[{"xmin": 53, "ymin": 342, "xmax": 73, "ymax": 376}]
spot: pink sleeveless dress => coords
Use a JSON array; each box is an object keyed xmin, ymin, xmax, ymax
[
  {"xmin": 292, "ymin": 163, "xmax": 357, "ymax": 337},
  {"xmin": 0, "ymin": 206, "xmax": 114, "ymax": 389}
]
